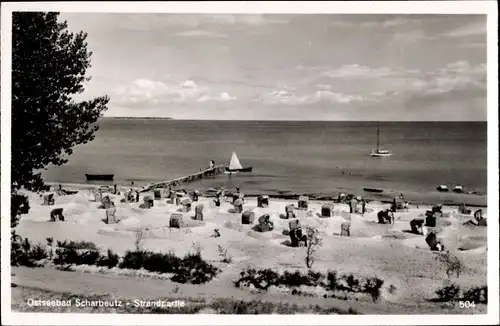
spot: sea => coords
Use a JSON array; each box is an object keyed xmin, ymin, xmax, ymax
[{"xmin": 42, "ymin": 119, "xmax": 487, "ymax": 198}]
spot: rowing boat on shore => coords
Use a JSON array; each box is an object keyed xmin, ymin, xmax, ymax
[
  {"xmin": 85, "ymin": 174, "xmax": 114, "ymax": 181},
  {"xmin": 363, "ymin": 187, "xmax": 384, "ymax": 193}
]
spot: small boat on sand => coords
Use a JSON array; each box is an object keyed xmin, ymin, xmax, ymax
[
  {"xmin": 436, "ymin": 185, "xmax": 449, "ymax": 192},
  {"xmin": 453, "ymin": 185, "xmax": 464, "ymax": 193},
  {"xmin": 363, "ymin": 187, "xmax": 384, "ymax": 193},
  {"xmin": 225, "ymin": 151, "xmax": 252, "ymax": 174},
  {"xmin": 85, "ymin": 174, "xmax": 114, "ymax": 181}
]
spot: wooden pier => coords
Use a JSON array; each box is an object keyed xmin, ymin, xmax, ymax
[{"xmin": 140, "ymin": 165, "xmax": 226, "ymax": 193}]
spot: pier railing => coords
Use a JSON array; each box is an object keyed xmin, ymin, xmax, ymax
[{"xmin": 140, "ymin": 165, "xmax": 226, "ymax": 192}]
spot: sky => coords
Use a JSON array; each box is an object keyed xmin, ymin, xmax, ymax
[{"xmin": 59, "ymin": 13, "xmax": 487, "ymax": 121}]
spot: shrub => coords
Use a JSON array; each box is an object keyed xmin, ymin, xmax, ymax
[
  {"xmin": 435, "ymin": 282, "xmax": 461, "ymax": 302},
  {"xmin": 325, "ymin": 270, "xmax": 338, "ymax": 291},
  {"xmin": 182, "ymin": 251, "xmax": 204, "ymax": 266},
  {"xmin": 11, "ymin": 234, "xmax": 48, "ymax": 268},
  {"xmin": 79, "ymin": 250, "xmax": 102, "ymax": 265},
  {"xmin": 171, "ymin": 251, "xmax": 219, "ymax": 284},
  {"xmin": 96, "ymin": 249, "xmax": 120, "ymax": 269},
  {"xmin": 53, "ymin": 247, "xmax": 101, "ymax": 266},
  {"xmin": 118, "ymin": 249, "xmax": 219, "ymax": 284},
  {"xmin": 57, "ymin": 240, "xmax": 98, "ymax": 250},
  {"xmin": 306, "ymin": 270, "xmax": 324, "ymax": 286},
  {"xmin": 172, "ymin": 263, "xmax": 219, "ymax": 285},
  {"xmin": 234, "ymin": 268, "xmax": 281, "ymax": 290},
  {"xmin": 143, "ymin": 252, "xmax": 180, "ymax": 274},
  {"xmin": 119, "ymin": 250, "xmax": 149, "ymax": 270},
  {"xmin": 54, "ymin": 247, "xmax": 80, "ymax": 265},
  {"xmin": 280, "ymin": 270, "xmax": 308, "ymax": 287},
  {"xmin": 30, "ymin": 244, "xmax": 49, "ymax": 261},
  {"xmin": 362, "ymin": 276, "xmax": 384, "ymax": 302},
  {"xmin": 234, "ymin": 267, "xmax": 385, "ymax": 303},
  {"xmin": 340, "ymin": 273, "xmax": 361, "ymax": 292},
  {"xmin": 462, "ymin": 285, "xmax": 487, "ymax": 304},
  {"xmin": 436, "ymin": 251, "xmax": 466, "ymax": 279}
]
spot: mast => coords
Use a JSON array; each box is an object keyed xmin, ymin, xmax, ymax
[{"xmin": 376, "ymin": 123, "xmax": 380, "ymax": 151}]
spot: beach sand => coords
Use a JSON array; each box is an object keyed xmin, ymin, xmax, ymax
[{"xmin": 12, "ymin": 187, "xmax": 488, "ymax": 313}]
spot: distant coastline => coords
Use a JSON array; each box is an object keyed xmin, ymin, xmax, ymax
[{"xmin": 105, "ymin": 117, "xmax": 174, "ymax": 120}]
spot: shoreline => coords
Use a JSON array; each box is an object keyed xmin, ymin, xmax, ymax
[{"xmin": 44, "ymin": 181, "xmax": 487, "ymax": 208}]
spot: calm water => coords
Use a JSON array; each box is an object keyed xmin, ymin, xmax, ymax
[{"xmin": 42, "ymin": 119, "xmax": 487, "ymax": 196}]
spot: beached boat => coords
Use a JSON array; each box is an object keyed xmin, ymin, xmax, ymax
[
  {"xmin": 371, "ymin": 123, "xmax": 393, "ymax": 157},
  {"xmin": 225, "ymin": 151, "xmax": 252, "ymax": 174},
  {"xmin": 436, "ymin": 185, "xmax": 449, "ymax": 192},
  {"xmin": 85, "ymin": 174, "xmax": 114, "ymax": 181},
  {"xmin": 363, "ymin": 187, "xmax": 384, "ymax": 193},
  {"xmin": 453, "ymin": 185, "xmax": 464, "ymax": 193}
]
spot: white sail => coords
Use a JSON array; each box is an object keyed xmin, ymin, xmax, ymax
[{"xmin": 229, "ymin": 151, "xmax": 243, "ymax": 170}]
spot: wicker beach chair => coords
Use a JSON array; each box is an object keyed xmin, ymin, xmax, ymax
[
  {"xmin": 170, "ymin": 213, "xmax": 183, "ymax": 228},
  {"xmin": 241, "ymin": 211, "xmax": 255, "ymax": 224},
  {"xmin": 143, "ymin": 196, "xmax": 154, "ymax": 209},
  {"xmin": 321, "ymin": 203, "xmax": 334, "ymax": 217},
  {"xmin": 410, "ymin": 218, "xmax": 424, "ymax": 234},
  {"xmin": 340, "ymin": 221, "xmax": 351, "ymax": 236},
  {"xmin": 257, "ymin": 195, "xmax": 269, "ymax": 208},
  {"xmin": 425, "ymin": 213, "xmax": 436, "ymax": 227},
  {"xmin": 285, "ymin": 204, "xmax": 295, "ymax": 219},
  {"xmin": 153, "ymin": 189, "xmax": 163, "ymax": 200},
  {"xmin": 192, "ymin": 190, "xmax": 200, "ymax": 202},
  {"xmin": 181, "ymin": 198, "xmax": 192, "ymax": 213},
  {"xmin": 194, "ymin": 204, "xmax": 204, "ymax": 220},
  {"xmin": 43, "ymin": 193, "xmax": 55, "ymax": 206},
  {"xmin": 50, "ymin": 208, "xmax": 64, "ymax": 222},
  {"xmin": 106, "ymin": 207, "xmax": 117, "ymax": 224},
  {"xmin": 377, "ymin": 209, "xmax": 392, "ymax": 224},
  {"xmin": 257, "ymin": 214, "xmax": 274, "ymax": 232},
  {"xmin": 425, "ymin": 232, "xmax": 439, "ymax": 251},
  {"xmin": 349, "ymin": 198, "xmax": 358, "ymax": 214},
  {"xmin": 233, "ymin": 199, "xmax": 244, "ymax": 214},
  {"xmin": 298, "ymin": 196, "xmax": 309, "ymax": 210}
]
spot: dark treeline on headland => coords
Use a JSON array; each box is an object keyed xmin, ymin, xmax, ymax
[{"xmin": 106, "ymin": 117, "xmax": 174, "ymax": 120}]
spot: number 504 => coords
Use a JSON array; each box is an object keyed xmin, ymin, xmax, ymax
[{"xmin": 459, "ymin": 301, "xmax": 476, "ymax": 308}]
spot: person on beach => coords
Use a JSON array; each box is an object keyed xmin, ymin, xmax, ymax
[{"xmin": 209, "ymin": 160, "xmax": 214, "ymax": 169}]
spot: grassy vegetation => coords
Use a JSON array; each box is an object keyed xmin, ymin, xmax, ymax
[
  {"xmin": 12, "ymin": 236, "xmax": 220, "ymax": 285},
  {"xmin": 235, "ymin": 268, "xmax": 385, "ymax": 302},
  {"xmin": 434, "ymin": 282, "xmax": 488, "ymax": 303}
]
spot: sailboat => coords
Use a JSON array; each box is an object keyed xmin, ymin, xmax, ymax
[
  {"xmin": 370, "ymin": 123, "xmax": 393, "ymax": 157},
  {"xmin": 225, "ymin": 151, "xmax": 253, "ymax": 173}
]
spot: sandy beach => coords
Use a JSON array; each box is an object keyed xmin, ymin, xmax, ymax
[{"xmin": 12, "ymin": 184, "xmax": 488, "ymax": 314}]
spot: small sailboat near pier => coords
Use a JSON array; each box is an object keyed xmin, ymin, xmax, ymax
[
  {"xmin": 225, "ymin": 151, "xmax": 252, "ymax": 174},
  {"xmin": 371, "ymin": 123, "xmax": 393, "ymax": 157}
]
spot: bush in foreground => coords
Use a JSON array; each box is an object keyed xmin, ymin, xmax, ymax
[
  {"xmin": 56, "ymin": 240, "xmax": 99, "ymax": 250},
  {"xmin": 462, "ymin": 285, "xmax": 487, "ymax": 304},
  {"xmin": 96, "ymin": 249, "xmax": 120, "ymax": 269},
  {"xmin": 435, "ymin": 283, "xmax": 461, "ymax": 302},
  {"xmin": 435, "ymin": 283, "xmax": 488, "ymax": 304},
  {"xmin": 11, "ymin": 234, "xmax": 48, "ymax": 268},
  {"xmin": 119, "ymin": 249, "xmax": 219, "ymax": 284},
  {"xmin": 234, "ymin": 268, "xmax": 385, "ymax": 302},
  {"xmin": 53, "ymin": 247, "xmax": 101, "ymax": 266}
]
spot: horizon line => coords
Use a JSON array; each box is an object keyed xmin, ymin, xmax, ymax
[{"xmin": 102, "ymin": 117, "xmax": 487, "ymax": 122}]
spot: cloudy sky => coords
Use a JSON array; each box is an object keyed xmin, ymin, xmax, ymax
[{"xmin": 60, "ymin": 13, "xmax": 487, "ymax": 121}]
